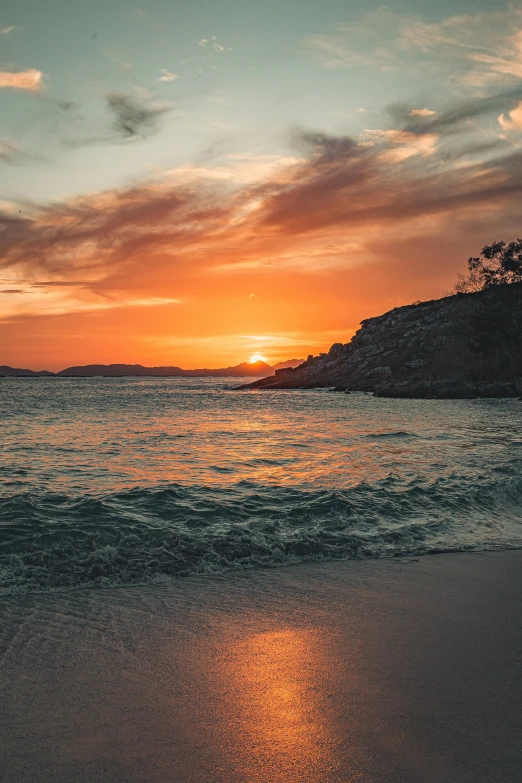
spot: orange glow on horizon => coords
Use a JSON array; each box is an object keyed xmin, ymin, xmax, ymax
[{"xmin": 0, "ymin": 135, "xmax": 504, "ymax": 371}]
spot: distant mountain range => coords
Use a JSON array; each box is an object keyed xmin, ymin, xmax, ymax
[
  {"xmin": 0, "ymin": 359, "xmax": 304, "ymax": 378},
  {"xmin": 0, "ymin": 366, "xmax": 56, "ymax": 377}
]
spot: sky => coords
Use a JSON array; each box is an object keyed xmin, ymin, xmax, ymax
[{"xmin": 1, "ymin": 0, "xmax": 522, "ymax": 370}]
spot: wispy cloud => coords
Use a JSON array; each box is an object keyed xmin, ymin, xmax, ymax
[
  {"xmin": 0, "ymin": 139, "xmax": 28, "ymax": 166},
  {"xmin": 162, "ymin": 153, "xmax": 300, "ymax": 186},
  {"xmin": 1, "ymin": 85, "xmax": 521, "ymax": 318},
  {"xmin": 106, "ymin": 93, "xmax": 169, "ymax": 139},
  {"xmin": 158, "ymin": 69, "xmax": 178, "ymax": 82},
  {"xmin": 399, "ymin": 11, "xmax": 522, "ymax": 84},
  {"xmin": 0, "ymin": 278, "xmax": 180, "ymax": 320},
  {"xmin": 306, "ymin": 6, "xmax": 522, "ymax": 84},
  {"xmin": 65, "ymin": 93, "xmax": 171, "ymax": 147},
  {"xmin": 305, "ymin": 31, "xmax": 393, "ymax": 69},
  {"xmin": 0, "ymin": 25, "xmax": 16, "ymax": 35},
  {"xmin": 363, "ymin": 129, "xmax": 439, "ymax": 162},
  {"xmin": 385, "ymin": 88, "xmax": 522, "ymax": 137},
  {"xmin": 410, "ymin": 108, "xmax": 436, "ymax": 117},
  {"xmin": 0, "ymin": 69, "xmax": 43, "ymax": 91},
  {"xmin": 0, "ymin": 138, "xmax": 44, "ymax": 167}
]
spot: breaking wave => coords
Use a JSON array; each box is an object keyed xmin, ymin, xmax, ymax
[{"xmin": 2, "ymin": 473, "xmax": 522, "ymax": 593}]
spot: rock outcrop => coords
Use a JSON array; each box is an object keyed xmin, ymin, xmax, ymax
[{"xmin": 240, "ymin": 283, "xmax": 522, "ymax": 397}]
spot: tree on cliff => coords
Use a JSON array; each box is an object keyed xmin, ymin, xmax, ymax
[{"xmin": 454, "ymin": 239, "xmax": 522, "ymax": 293}]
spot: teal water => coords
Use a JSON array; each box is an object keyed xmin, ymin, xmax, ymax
[{"xmin": 1, "ymin": 377, "xmax": 522, "ymax": 593}]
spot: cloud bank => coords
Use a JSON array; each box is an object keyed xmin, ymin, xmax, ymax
[{"xmin": 1, "ymin": 86, "xmax": 521, "ymax": 311}]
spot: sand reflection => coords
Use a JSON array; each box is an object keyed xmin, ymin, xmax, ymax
[{"xmin": 224, "ymin": 627, "xmax": 340, "ymax": 783}]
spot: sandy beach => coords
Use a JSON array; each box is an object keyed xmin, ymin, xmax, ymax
[{"xmin": 1, "ymin": 551, "xmax": 522, "ymax": 783}]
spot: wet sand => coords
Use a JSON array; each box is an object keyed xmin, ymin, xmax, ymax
[{"xmin": 1, "ymin": 551, "xmax": 522, "ymax": 783}]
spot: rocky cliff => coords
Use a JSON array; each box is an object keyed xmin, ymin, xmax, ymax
[{"xmin": 241, "ymin": 283, "xmax": 522, "ymax": 398}]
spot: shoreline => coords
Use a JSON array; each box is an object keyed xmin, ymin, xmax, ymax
[
  {"xmin": 2, "ymin": 550, "xmax": 522, "ymax": 782},
  {"xmin": 237, "ymin": 376, "xmax": 522, "ymax": 398}
]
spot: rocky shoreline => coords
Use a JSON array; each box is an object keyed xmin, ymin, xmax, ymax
[
  {"xmin": 370, "ymin": 379, "xmax": 521, "ymax": 399},
  {"xmin": 238, "ymin": 283, "xmax": 522, "ymax": 398}
]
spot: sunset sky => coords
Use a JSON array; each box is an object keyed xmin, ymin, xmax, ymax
[{"xmin": 1, "ymin": 0, "xmax": 522, "ymax": 369}]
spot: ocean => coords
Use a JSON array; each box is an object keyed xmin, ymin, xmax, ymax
[{"xmin": 1, "ymin": 376, "xmax": 522, "ymax": 594}]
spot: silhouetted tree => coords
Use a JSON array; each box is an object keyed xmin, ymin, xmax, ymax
[
  {"xmin": 454, "ymin": 239, "xmax": 522, "ymax": 293},
  {"xmin": 452, "ymin": 269, "xmax": 483, "ymax": 294}
]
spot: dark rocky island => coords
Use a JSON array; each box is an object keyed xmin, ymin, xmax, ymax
[{"xmin": 239, "ymin": 283, "xmax": 522, "ymax": 398}]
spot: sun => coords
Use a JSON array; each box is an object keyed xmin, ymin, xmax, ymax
[{"xmin": 248, "ymin": 353, "xmax": 267, "ymax": 364}]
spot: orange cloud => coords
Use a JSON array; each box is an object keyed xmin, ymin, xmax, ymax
[
  {"xmin": 0, "ymin": 69, "xmax": 42, "ymax": 91},
  {"xmin": 363, "ymin": 128, "xmax": 439, "ymax": 161},
  {"xmin": 410, "ymin": 108, "xmax": 436, "ymax": 117}
]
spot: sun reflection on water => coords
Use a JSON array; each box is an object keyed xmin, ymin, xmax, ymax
[{"xmin": 224, "ymin": 628, "xmax": 341, "ymax": 783}]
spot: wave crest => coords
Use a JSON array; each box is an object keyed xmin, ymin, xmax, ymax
[{"xmin": 2, "ymin": 475, "xmax": 522, "ymax": 593}]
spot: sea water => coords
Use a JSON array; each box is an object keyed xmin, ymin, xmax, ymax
[{"xmin": 1, "ymin": 377, "xmax": 522, "ymax": 593}]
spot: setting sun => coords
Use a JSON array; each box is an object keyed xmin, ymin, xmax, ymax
[{"xmin": 249, "ymin": 354, "xmax": 267, "ymax": 364}]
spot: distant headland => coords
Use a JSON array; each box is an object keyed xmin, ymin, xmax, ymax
[
  {"xmin": 239, "ymin": 283, "xmax": 522, "ymax": 398},
  {"xmin": 0, "ymin": 359, "xmax": 304, "ymax": 378}
]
